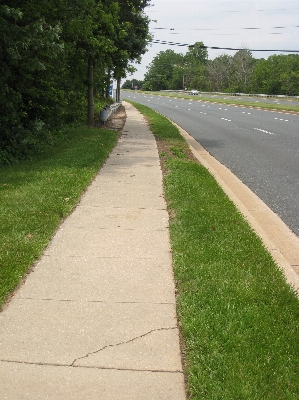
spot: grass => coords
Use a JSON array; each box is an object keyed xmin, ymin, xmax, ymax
[
  {"xmin": 0, "ymin": 126, "xmax": 118, "ymax": 307},
  {"xmin": 128, "ymin": 100, "xmax": 299, "ymax": 399},
  {"xmin": 124, "ymin": 89, "xmax": 299, "ymax": 113}
]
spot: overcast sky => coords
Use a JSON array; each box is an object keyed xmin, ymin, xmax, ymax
[{"xmin": 128, "ymin": 0, "xmax": 299, "ymax": 81}]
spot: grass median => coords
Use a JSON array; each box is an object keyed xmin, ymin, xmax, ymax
[
  {"xmin": 128, "ymin": 100, "xmax": 299, "ymax": 399},
  {"xmin": 0, "ymin": 126, "xmax": 118, "ymax": 307}
]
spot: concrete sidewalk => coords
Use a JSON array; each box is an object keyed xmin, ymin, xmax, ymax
[{"xmin": 0, "ymin": 102, "xmax": 186, "ymax": 399}]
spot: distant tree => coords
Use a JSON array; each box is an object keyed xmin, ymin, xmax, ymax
[
  {"xmin": 230, "ymin": 49, "xmax": 255, "ymax": 92},
  {"xmin": 122, "ymin": 79, "xmax": 144, "ymax": 89},
  {"xmin": 143, "ymin": 50, "xmax": 184, "ymax": 91},
  {"xmin": 207, "ymin": 54, "xmax": 233, "ymax": 92},
  {"xmin": 250, "ymin": 54, "xmax": 299, "ymax": 95},
  {"xmin": 183, "ymin": 42, "xmax": 209, "ymax": 90}
]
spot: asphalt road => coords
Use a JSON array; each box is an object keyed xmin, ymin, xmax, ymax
[{"xmin": 121, "ymin": 91, "xmax": 299, "ymax": 237}]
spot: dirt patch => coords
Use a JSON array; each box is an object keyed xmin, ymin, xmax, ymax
[{"xmin": 98, "ymin": 105, "xmax": 127, "ymax": 134}]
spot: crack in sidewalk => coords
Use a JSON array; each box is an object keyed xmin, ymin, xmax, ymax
[{"xmin": 71, "ymin": 326, "xmax": 178, "ymax": 366}]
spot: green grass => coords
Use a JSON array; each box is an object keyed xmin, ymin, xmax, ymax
[
  {"xmin": 128, "ymin": 100, "xmax": 299, "ymax": 399},
  {"xmin": 0, "ymin": 126, "xmax": 118, "ymax": 307},
  {"xmin": 124, "ymin": 89, "xmax": 299, "ymax": 113}
]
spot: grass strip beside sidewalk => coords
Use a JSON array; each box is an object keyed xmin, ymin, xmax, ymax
[
  {"xmin": 129, "ymin": 100, "xmax": 299, "ymax": 399},
  {"xmin": 0, "ymin": 126, "xmax": 118, "ymax": 307}
]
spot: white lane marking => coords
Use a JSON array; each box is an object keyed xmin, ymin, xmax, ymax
[
  {"xmin": 221, "ymin": 118, "xmax": 231, "ymax": 122},
  {"xmin": 254, "ymin": 128, "xmax": 275, "ymax": 135}
]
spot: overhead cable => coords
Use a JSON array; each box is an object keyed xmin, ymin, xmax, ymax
[
  {"xmin": 151, "ymin": 39, "xmax": 299, "ymax": 53},
  {"xmin": 152, "ymin": 25, "xmax": 299, "ymax": 31}
]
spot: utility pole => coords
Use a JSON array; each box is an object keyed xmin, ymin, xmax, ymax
[{"xmin": 87, "ymin": 57, "xmax": 94, "ymax": 127}]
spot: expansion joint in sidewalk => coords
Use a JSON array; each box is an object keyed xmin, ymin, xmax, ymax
[{"xmin": 0, "ymin": 358, "xmax": 183, "ymax": 374}]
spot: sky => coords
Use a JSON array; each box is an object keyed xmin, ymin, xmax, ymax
[{"xmin": 128, "ymin": 0, "xmax": 299, "ymax": 82}]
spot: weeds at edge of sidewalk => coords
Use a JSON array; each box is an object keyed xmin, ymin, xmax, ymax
[
  {"xmin": 0, "ymin": 125, "xmax": 119, "ymax": 309},
  {"xmin": 128, "ymin": 100, "xmax": 299, "ymax": 400}
]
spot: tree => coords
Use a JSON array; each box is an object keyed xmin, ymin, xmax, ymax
[
  {"xmin": 111, "ymin": 0, "xmax": 151, "ymax": 101},
  {"xmin": 250, "ymin": 54, "xmax": 299, "ymax": 95},
  {"xmin": 207, "ymin": 54, "xmax": 233, "ymax": 92},
  {"xmin": 0, "ymin": 3, "xmax": 64, "ymax": 162},
  {"xmin": 230, "ymin": 49, "xmax": 255, "ymax": 92},
  {"xmin": 122, "ymin": 79, "xmax": 144, "ymax": 89},
  {"xmin": 143, "ymin": 50, "xmax": 184, "ymax": 91},
  {"xmin": 183, "ymin": 42, "xmax": 209, "ymax": 90},
  {"xmin": 0, "ymin": 0, "xmax": 152, "ymax": 163}
]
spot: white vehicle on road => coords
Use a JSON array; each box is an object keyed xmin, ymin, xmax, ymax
[{"xmin": 189, "ymin": 89, "xmax": 199, "ymax": 95}]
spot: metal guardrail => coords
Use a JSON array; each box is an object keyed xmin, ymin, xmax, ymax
[
  {"xmin": 108, "ymin": 101, "xmax": 122, "ymax": 116},
  {"xmin": 99, "ymin": 101, "xmax": 122, "ymax": 125}
]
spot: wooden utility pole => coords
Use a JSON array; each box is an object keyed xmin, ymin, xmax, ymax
[{"xmin": 88, "ymin": 57, "xmax": 94, "ymax": 127}]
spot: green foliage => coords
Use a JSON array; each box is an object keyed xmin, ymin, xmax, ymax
[
  {"xmin": 143, "ymin": 42, "xmax": 299, "ymax": 96},
  {"xmin": 207, "ymin": 54, "xmax": 233, "ymax": 92},
  {"xmin": 0, "ymin": 0, "xmax": 151, "ymax": 165},
  {"xmin": 122, "ymin": 79, "xmax": 144, "ymax": 89},
  {"xmin": 142, "ymin": 42, "xmax": 210, "ymax": 91},
  {"xmin": 143, "ymin": 50, "xmax": 185, "ymax": 91},
  {"xmin": 250, "ymin": 54, "xmax": 299, "ymax": 95}
]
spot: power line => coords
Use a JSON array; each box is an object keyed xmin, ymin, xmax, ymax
[
  {"xmin": 151, "ymin": 39, "xmax": 299, "ymax": 53},
  {"xmin": 152, "ymin": 25, "xmax": 299, "ymax": 31}
]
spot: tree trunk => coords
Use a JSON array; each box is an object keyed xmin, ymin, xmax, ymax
[
  {"xmin": 87, "ymin": 57, "xmax": 94, "ymax": 127},
  {"xmin": 106, "ymin": 70, "xmax": 111, "ymax": 98},
  {"xmin": 117, "ymin": 78, "xmax": 121, "ymax": 102}
]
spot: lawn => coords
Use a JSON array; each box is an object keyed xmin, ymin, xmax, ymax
[{"xmin": 0, "ymin": 126, "xmax": 118, "ymax": 307}]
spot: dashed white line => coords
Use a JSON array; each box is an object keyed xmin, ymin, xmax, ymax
[{"xmin": 254, "ymin": 128, "xmax": 275, "ymax": 135}]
